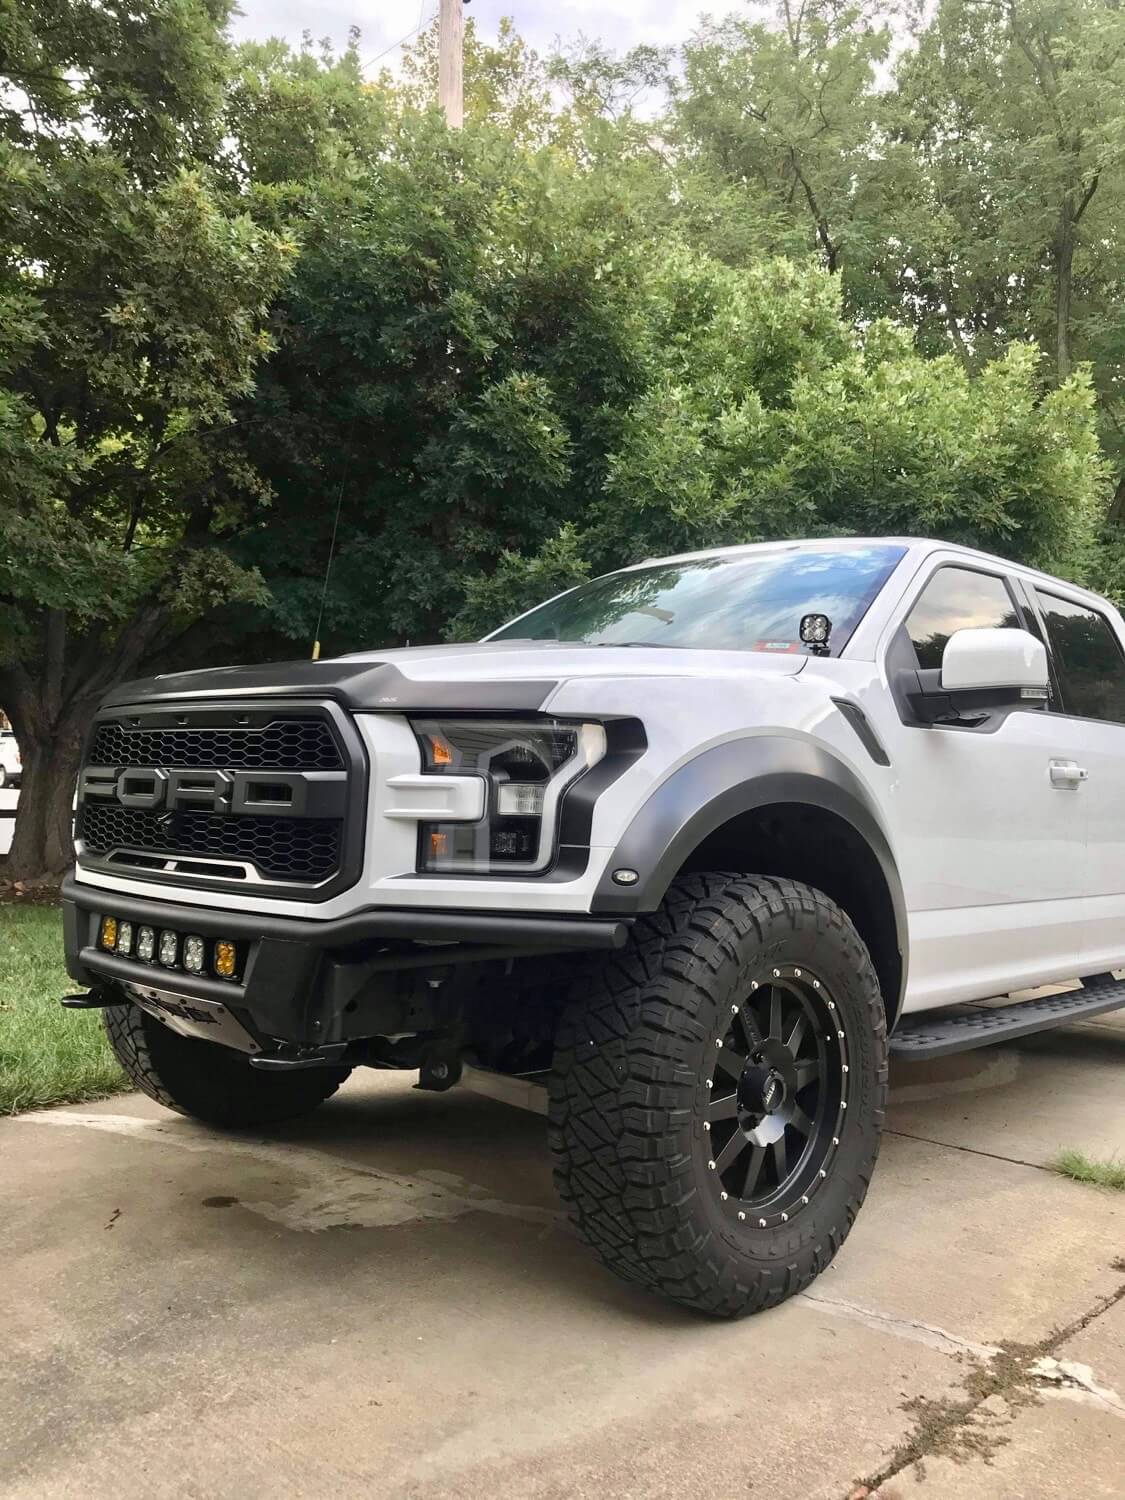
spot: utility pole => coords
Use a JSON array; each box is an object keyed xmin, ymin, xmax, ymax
[{"xmin": 438, "ymin": 0, "xmax": 463, "ymax": 129}]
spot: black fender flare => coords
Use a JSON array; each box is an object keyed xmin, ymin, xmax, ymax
[{"xmin": 590, "ymin": 734, "xmax": 907, "ymax": 1006}]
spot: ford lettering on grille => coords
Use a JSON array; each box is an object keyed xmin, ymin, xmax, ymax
[{"xmin": 76, "ymin": 713, "xmax": 351, "ymax": 889}]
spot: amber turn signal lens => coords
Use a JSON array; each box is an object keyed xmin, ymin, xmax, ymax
[
  {"xmin": 428, "ymin": 831, "xmax": 448, "ymax": 859},
  {"xmin": 99, "ymin": 916, "xmax": 118, "ymax": 951},
  {"xmin": 214, "ymin": 940, "xmax": 237, "ymax": 979},
  {"xmin": 428, "ymin": 734, "xmax": 453, "ymax": 766}
]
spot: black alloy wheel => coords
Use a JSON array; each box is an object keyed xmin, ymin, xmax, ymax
[{"xmin": 704, "ymin": 967, "xmax": 848, "ymax": 1228}]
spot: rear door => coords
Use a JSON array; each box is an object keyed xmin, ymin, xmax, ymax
[{"xmin": 1028, "ymin": 587, "xmax": 1125, "ymax": 974}]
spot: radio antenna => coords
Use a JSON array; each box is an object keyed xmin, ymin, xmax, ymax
[{"xmin": 311, "ymin": 443, "xmax": 351, "ymax": 661}]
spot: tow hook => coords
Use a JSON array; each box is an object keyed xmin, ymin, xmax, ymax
[
  {"xmin": 249, "ymin": 1043, "xmax": 350, "ymax": 1072},
  {"xmin": 60, "ymin": 987, "xmax": 129, "ymax": 1010}
]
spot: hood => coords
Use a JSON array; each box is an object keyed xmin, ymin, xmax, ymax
[{"xmin": 102, "ymin": 640, "xmax": 807, "ymax": 714}]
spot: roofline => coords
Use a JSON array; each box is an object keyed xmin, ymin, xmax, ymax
[{"xmin": 624, "ymin": 537, "xmax": 1114, "ymax": 613}]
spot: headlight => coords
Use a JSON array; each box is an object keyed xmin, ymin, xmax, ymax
[{"xmin": 411, "ymin": 717, "xmax": 607, "ymax": 874}]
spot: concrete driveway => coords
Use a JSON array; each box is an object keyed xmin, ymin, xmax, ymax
[{"xmin": 2, "ymin": 1015, "xmax": 1122, "ymax": 1500}]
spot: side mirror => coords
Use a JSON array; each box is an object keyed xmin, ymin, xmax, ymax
[
  {"xmin": 941, "ymin": 627, "xmax": 1049, "ymax": 695},
  {"xmin": 900, "ymin": 627, "xmax": 1049, "ymax": 725}
]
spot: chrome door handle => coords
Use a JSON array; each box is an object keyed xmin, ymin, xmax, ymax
[{"xmin": 1049, "ymin": 760, "xmax": 1089, "ymax": 788}]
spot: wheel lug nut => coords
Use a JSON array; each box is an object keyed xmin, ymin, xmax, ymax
[
  {"xmin": 832, "ymin": 1136, "xmax": 839, "ymax": 1146},
  {"xmin": 838, "ymin": 1030, "xmax": 845, "ymax": 1039},
  {"xmin": 773, "ymin": 968, "xmax": 781, "ymax": 977},
  {"xmin": 758, "ymin": 1217, "xmax": 767, "ymax": 1227},
  {"xmin": 731, "ymin": 1004, "xmax": 740, "ymax": 1014},
  {"xmin": 819, "ymin": 1169, "xmax": 827, "ymax": 1178},
  {"xmin": 794, "ymin": 968, "xmax": 802, "ymax": 977},
  {"xmin": 827, "ymin": 1000, "xmax": 836, "ymax": 1010},
  {"xmin": 703, "ymin": 1122, "xmax": 711, "ymax": 1132},
  {"xmin": 781, "ymin": 1212, "xmax": 788, "ymax": 1222},
  {"xmin": 705, "ymin": 1078, "xmax": 712, "ymax": 1087},
  {"xmin": 841, "ymin": 1101, "xmax": 847, "ymax": 1109},
  {"xmin": 738, "ymin": 1211, "xmax": 746, "ymax": 1221},
  {"xmin": 720, "ymin": 1191, "xmax": 728, "ymax": 1201},
  {"xmin": 708, "ymin": 1160, "xmax": 716, "ymax": 1170},
  {"xmin": 716, "ymin": 1039, "xmax": 723, "ymax": 1049},
  {"xmin": 801, "ymin": 1195, "xmax": 809, "ymax": 1205},
  {"xmin": 751, "ymin": 980, "xmax": 759, "ymax": 991},
  {"xmin": 842, "ymin": 1063, "xmax": 849, "ymax": 1073},
  {"xmin": 812, "ymin": 980, "xmax": 820, "ymax": 989}
]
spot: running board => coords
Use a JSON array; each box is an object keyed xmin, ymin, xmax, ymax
[{"xmin": 890, "ymin": 975, "xmax": 1125, "ymax": 1059}]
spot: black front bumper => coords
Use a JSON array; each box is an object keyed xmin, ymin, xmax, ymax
[{"xmin": 63, "ymin": 874, "xmax": 629, "ymax": 1052}]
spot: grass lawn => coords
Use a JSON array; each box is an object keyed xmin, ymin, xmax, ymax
[{"xmin": 0, "ymin": 904, "xmax": 127, "ymax": 1114}]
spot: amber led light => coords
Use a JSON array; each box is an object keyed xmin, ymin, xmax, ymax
[
  {"xmin": 214, "ymin": 941, "xmax": 237, "ymax": 979},
  {"xmin": 99, "ymin": 916, "xmax": 118, "ymax": 951}
]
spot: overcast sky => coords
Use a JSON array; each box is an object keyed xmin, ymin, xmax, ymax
[{"xmin": 228, "ymin": 2, "xmax": 716, "ymax": 72}]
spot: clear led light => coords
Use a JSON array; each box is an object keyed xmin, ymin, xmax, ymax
[
  {"xmin": 117, "ymin": 921, "xmax": 134, "ymax": 956},
  {"xmin": 158, "ymin": 930, "xmax": 178, "ymax": 968},
  {"xmin": 496, "ymin": 783, "xmax": 545, "ymax": 817},
  {"xmin": 137, "ymin": 926, "xmax": 156, "ymax": 962},
  {"xmin": 183, "ymin": 935, "xmax": 205, "ymax": 974}
]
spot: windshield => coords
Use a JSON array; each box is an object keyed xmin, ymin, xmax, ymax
[{"xmin": 489, "ymin": 544, "xmax": 906, "ymax": 655}]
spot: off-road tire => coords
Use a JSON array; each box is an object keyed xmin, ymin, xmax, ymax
[
  {"xmin": 104, "ymin": 1002, "xmax": 351, "ymax": 1129},
  {"xmin": 548, "ymin": 872, "xmax": 888, "ymax": 1317}
]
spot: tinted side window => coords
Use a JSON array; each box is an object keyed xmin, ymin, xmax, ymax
[
  {"xmin": 906, "ymin": 567, "xmax": 1020, "ymax": 670},
  {"xmin": 1035, "ymin": 591, "xmax": 1125, "ymax": 724}
]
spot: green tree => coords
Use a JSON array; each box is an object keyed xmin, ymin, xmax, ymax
[
  {"xmin": 453, "ymin": 257, "xmax": 1106, "ymax": 634},
  {"xmin": 0, "ymin": 0, "xmax": 294, "ymax": 879},
  {"xmin": 669, "ymin": 2, "xmax": 894, "ymax": 277}
]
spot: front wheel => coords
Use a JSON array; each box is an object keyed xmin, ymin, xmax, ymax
[
  {"xmin": 104, "ymin": 1002, "xmax": 351, "ymax": 1129},
  {"xmin": 548, "ymin": 873, "xmax": 888, "ymax": 1317}
]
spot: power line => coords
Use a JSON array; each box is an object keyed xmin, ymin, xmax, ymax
[{"xmin": 361, "ymin": 9, "xmax": 436, "ymax": 72}]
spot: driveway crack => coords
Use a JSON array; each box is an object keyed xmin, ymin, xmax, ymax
[{"xmin": 848, "ymin": 1276, "xmax": 1125, "ymax": 1496}]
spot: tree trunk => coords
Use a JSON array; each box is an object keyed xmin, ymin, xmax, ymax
[
  {"xmin": 4, "ymin": 725, "xmax": 85, "ymax": 882},
  {"xmin": 1055, "ymin": 211, "xmax": 1074, "ymax": 385},
  {"xmin": 1106, "ymin": 469, "xmax": 1125, "ymax": 527}
]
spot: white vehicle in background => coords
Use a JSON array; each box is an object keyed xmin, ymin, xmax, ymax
[
  {"xmin": 0, "ymin": 729, "xmax": 21, "ymax": 789},
  {"xmin": 61, "ymin": 537, "xmax": 1125, "ymax": 1317}
]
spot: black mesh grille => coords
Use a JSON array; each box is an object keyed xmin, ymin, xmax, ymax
[
  {"xmin": 89, "ymin": 718, "xmax": 342, "ymax": 771},
  {"xmin": 80, "ymin": 803, "xmax": 341, "ymax": 883},
  {"xmin": 80, "ymin": 710, "xmax": 351, "ymax": 889}
]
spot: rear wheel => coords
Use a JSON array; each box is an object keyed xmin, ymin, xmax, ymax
[
  {"xmin": 104, "ymin": 1002, "xmax": 350, "ymax": 1129},
  {"xmin": 548, "ymin": 873, "xmax": 887, "ymax": 1317}
]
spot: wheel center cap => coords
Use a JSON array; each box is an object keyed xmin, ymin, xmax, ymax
[{"xmin": 738, "ymin": 1063, "xmax": 788, "ymax": 1116}]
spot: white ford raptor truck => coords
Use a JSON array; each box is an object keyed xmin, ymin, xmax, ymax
[{"xmin": 62, "ymin": 538, "xmax": 1125, "ymax": 1316}]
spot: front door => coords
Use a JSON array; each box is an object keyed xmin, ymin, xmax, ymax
[{"xmin": 870, "ymin": 559, "xmax": 1087, "ymax": 1011}]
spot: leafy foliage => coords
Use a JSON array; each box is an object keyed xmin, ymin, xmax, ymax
[{"xmin": 1, "ymin": 0, "xmax": 1121, "ymax": 878}]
